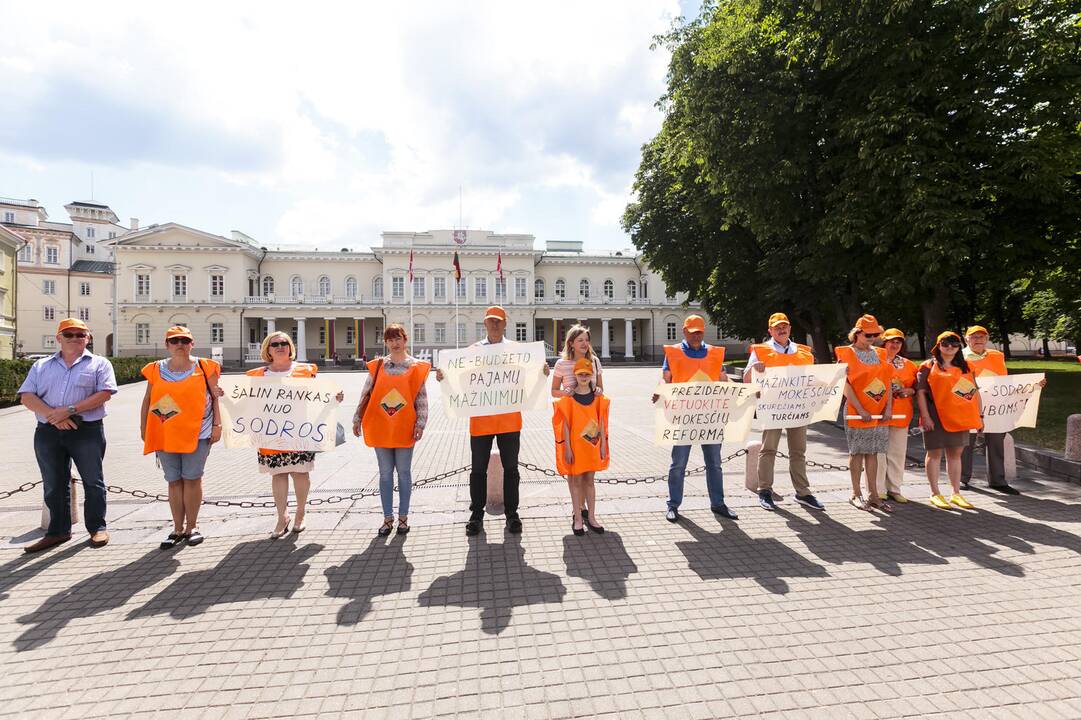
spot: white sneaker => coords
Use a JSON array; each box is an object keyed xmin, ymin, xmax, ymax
[{"xmin": 665, "ymin": 509, "xmax": 678, "ymax": 523}]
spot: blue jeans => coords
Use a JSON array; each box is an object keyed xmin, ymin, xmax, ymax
[
  {"xmin": 34, "ymin": 421, "xmax": 108, "ymax": 536},
  {"xmin": 667, "ymin": 443, "xmax": 724, "ymax": 511},
  {"xmin": 375, "ymin": 446, "xmax": 413, "ymax": 517}
]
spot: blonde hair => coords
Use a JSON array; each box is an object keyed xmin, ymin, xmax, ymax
[
  {"xmin": 561, "ymin": 324, "xmax": 597, "ymax": 362},
  {"xmin": 260, "ymin": 331, "xmax": 296, "ymax": 363}
]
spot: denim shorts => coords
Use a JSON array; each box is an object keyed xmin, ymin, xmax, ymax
[{"xmin": 157, "ymin": 439, "xmax": 212, "ymax": 482}]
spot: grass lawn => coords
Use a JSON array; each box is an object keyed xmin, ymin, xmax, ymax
[{"xmin": 1004, "ymin": 359, "xmax": 1080, "ymax": 453}]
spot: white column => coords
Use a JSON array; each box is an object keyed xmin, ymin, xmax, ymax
[
  {"xmin": 624, "ymin": 318, "xmax": 634, "ymax": 359},
  {"xmin": 266, "ymin": 318, "xmax": 276, "ymax": 336},
  {"xmin": 601, "ymin": 319, "xmax": 611, "ymax": 359},
  {"xmin": 295, "ymin": 317, "xmax": 307, "ymax": 361}
]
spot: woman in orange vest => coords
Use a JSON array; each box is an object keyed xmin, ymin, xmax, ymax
[
  {"xmin": 553, "ymin": 358, "xmax": 610, "ymax": 535},
  {"xmin": 140, "ymin": 326, "xmax": 221, "ymax": 548},
  {"xmin": 915, "ymin": 331, "xmax": 982, "ymax": 510},
  {"xmin": 248, "ymin": 330, "xmax": 344, "ymax": 538},
  {"xmin": 836, "ymin": 315, "xmax": 894, "ymax": 512},
  {"xmin": 353, "ymin": 324, "xmax": 430, "ymax": 536},
  {"xmin": 874, "ymin": 328, "xmax": 918, "ymax": 505}
]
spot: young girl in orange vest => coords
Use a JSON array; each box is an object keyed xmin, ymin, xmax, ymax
[
  {"xmin": 554, "ymin": 358, "xmax": 610, "ymax": 535},
  {"xmin": 915, "ymin": 331, "xmax": 981, "ymax": 510},
  {"xmin": 140, "ymin": 326, "xmax": 221, "ymax": 548},
  {"xmin": 551, "ymin": 324, "xmax": 604, "ymax": 521},
  {"xmin": 248, "ymin": 330, "xmax": 344, "ymax": 538},
  {"xmin": 876, "ymin": 329, "xmax": 918, "ymax": 504},
  {"xmin": 353, "ymin": 324, "xmax": 430, "ymax": 536}
]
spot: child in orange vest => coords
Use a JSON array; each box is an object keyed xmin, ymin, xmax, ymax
[{"xmin": 553, "ymin": 358, "xmax": 610, "ymax": 535}]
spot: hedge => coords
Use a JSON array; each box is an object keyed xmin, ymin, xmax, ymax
[{"xmin": 0, "ymin": 356, "xmax": 157, "ymax": 407}]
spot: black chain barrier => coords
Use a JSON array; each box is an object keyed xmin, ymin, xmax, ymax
[
  {"xmin": 518, "ymin": 448, "xmax": 749, "ymax": 485},
  {"xmin": 0, "ymin": 480, "xmax": 42, "ymax": 501}
]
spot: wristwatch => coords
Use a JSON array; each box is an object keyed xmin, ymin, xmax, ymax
[{"xmin": 67, "ymin": 405, "xmax": 77, "ymax": 416}]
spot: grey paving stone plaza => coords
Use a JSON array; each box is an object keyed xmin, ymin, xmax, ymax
[{"xmin": 1, "ymin": 368, "xmax": 1080, "ymax": 719}]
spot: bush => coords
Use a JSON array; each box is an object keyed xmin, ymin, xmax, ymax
[{"xmin": 0, "ymin": 356, "xmax": 158, "ymax": 407}]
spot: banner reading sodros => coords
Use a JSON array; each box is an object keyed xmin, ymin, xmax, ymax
[
  {"xmin": 437, "ymin": 341, "xmax": 549, "ymax": 418},
  {"xmin": 976, "ymin": 372, "xmax": 1044, "ymax": 434},
  {"xmin": 654, "ymin": 381, "xmax": 756, "ymax": 446},
  {"xmin": 752, "ymin": 364, "xmax": 847, "ymax": 430},
  {"xmin": 219, "ymin": 376, "xmax": 342, "ymax": 451}
]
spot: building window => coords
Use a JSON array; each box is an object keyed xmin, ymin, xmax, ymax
[
  {"xmin": 604, "ymin": 279, "xmax": 614, "ymax": 299},
  {"xmin": 3, "ymin": 211, "xmax": 13, "ymax": 223},
  {"xmin": 632, "ymin": 324, "xmax": 638, "ymax": 342},
  {"xmin": 413, "ymin": 277, "xmax": 425, "ymax": 300},
  {"xmin": 391, "ymin": 276, "xmax": 404, "ymax": 300},
  {"xmin": 262, "ymin": 275, "xmax": 275, "ymax": 296},
  {"xmin": 86, "ymin": 244, "xmax": 95, "ymax": 255},
  {"xmin": 373, "ymin": 277, "xmax": 384, "ymax": 299},
  {"xmin": 45, "ymin": 246, "xmax": 59, "ymax": 264},
  {"xmin": 290, "ymin": 276, "xmax": 304, "ymax": 298},
  {"xmin": 43, "ymin": 279, "xmax": 56, "ymax": 295},
  {"xmin": 666, "ymin": 321, "xmax": 677, "ymax": 341},
  {"xmin": 290, "ymin": 326, "xmax": 298, "ymax": 343},
  {"xmin": 456, "ymin": 278, "xmax": 466, "ymax": 299},
  {"xmin": 319, "ymin": 325, "xmax": 326, "ymax": 345},
  {"xmin": 626, "ymin": 280, "xmax": 637, "ymax": 300},
  {"xmin": 136, "ymin": 323, "xmax": 150, "ymax": 344},
  {"xmin": 173, "ymin": 274, "xmax": 188, "ymax": 299},
  {"xmin": 43, "ymin": 335, "xmax": 57, "ymax": 350},
  {"xmin": 210, "ymin": 274, "xmax": 224, "ymax": 298},
  {"xmin": 250, "ymin": 326, "xmax": 258, "ymax": 344},
  {"xmin": 474, "ymin": 277, "xmax": 487, "ymax": 301},
  {"xmin": 475, "ymin": 323, "xmax": 484, "ymax": 341},
  {"xmin": 457, "ymin": 322, "xmax": 466, "ymax": 344},
  {"xmin": 345, "ymin": 276, "xmax": 357, "ymax": 299},
  {"xmin": 515, "ymin": 322, "xmax": 527, "ymax": 342},
  {"xmin": 555, "ymin": 279, "xmax": 565, "ymax": 299},
  {"xmin": 536, "ymin": 324, "xmax": 545, "ymax": 342},
  {"xmin": 642, "ymin": 280, "xmax": 649, "ymax": 298},
  {"xmin": 86, "ymin": 226, "xmax": 95, "ymax": 239},
  {"xmin": 579, "ymin": 279, "xmax": 590, "ymax": 299},
  {"xmin": 79, "ymin": 281, "xmax": 91, "ymax": 296},
  {"xmin": 346, "ymin": 325, "xmax": 355, "ymax": 344},
  {"xmin": 433, "ymin": 276, "xmax": 446, "ymax": 300},
  {"xmin": 208, "ymin": 323, "xmax": 223, "ymax": 344},
  {"xmin": 17, "ymin": 244, "xmax": 32, "ymax": 262},
  {"xmin": 515, "ymin": 277, "xmax": 527, "ymax": 300},
  {"xmin": 43, "ymin": 306, "xmax": 55, "ymax": 321},
  {"xmin": 495, "ymin": 277, "xmax": 506, "ymax": 300},
  {"xmin": 608, "ymin": 323, "xmax": 615, "ymax": 343},
  {"xmin": 136, "ymin": 274, "xmax": 150, "ymax": 299},
  {"xmin": 434, "ymin": 322, "xmax": 446, "ymax": 343},
  {"xmin": 109, "ymin": 231, "xmax": 116, "ymax": 239},
  {"xmin": 78, "ymin": 307, "xmax": 90, "ymax": 322},
  {"xmin": 373, "ymin": 325, "xmax": 383, "ymax": 344},
  {"xmin": 534, "ymin": 278, "xmax": 545, "ymax": 300},
  {"xmin": 318, "ymin": 275, "xmax": 331, "ymax": 297},
  {"xmin": 413, "ymin": 323, "xmax": 426, "ymax": 343}
]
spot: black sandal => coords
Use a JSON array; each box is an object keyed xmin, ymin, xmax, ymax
[
  {"xmin": 396, "ymin": 518, "xmax": 410, "ymax": 535},
  {"xmin": 378, "ymin": 518, "xmax": 394, "ymax": 537},
  {"xmin": 160, "ymin": 532, "xmax": 184, "ymax": 549},
  {"xmin": 585, "ymin": 520, "xmax": 605, "ymax": 534}
]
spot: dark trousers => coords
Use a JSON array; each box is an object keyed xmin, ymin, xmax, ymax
[
  {"xmin": 469, "ymin": 432, "xmax": 521, "ymax": 519},
  {"xmin": 961, "ymin": 431, "xmax": 1006, "ymax": 487},
  {"xmin": 34, "ymin": 421, "xmax": 108, "ymax": 536}
]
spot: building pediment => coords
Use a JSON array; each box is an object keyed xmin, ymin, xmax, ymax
[
  {"xmin": 164, "ymin": 263, "xmax": 193, "ymax": 273},
  {"xmin": 108, "ymin": 223, "xmax": 252, "ymax": 251},
  {"xmin": 203, "ymin": 264, "xmax": 230, "ymax": 273}
]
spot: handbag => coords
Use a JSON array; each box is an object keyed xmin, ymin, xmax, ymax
[{"xmin": 335, "ymin": 421, "xmax": 346, "ymax": 447}]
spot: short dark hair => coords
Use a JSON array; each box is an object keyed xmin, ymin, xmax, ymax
[{"xmin": 384, "ymin": 323, "xmax": 407, "ymax": 342}]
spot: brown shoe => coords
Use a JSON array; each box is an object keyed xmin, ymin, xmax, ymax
[
  {"xmin": 24, "ymin": 534, "xmax": 72, "ymax": 553},
  {"xmin": 89, "ymin": 531, "xmax": 110, "ymax": 547}
]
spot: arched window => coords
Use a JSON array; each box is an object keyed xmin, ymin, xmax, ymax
[
  {"xmin": 641, "ymin": 280, "xmax": 649, "ymax": 298},
  {"xmin": 345, "ymin": 276, "xmax": 357, "ymax": 298},
  {"xmin": 534, "ymin": 278, "xmax": 545, "ymax": 300},
  {"xmin": 603, "ymin": 279, "xmax": 614, "ymax": 299},
  {"xmin": 373, "ymin": 276, "xmax": 383, "ymax": 299},
  {"xmin": 318, "ymin": 275, "xmax": 331, "ymax": 297},
  {"xmin": 555, "ymin": 279, "xmax": 566, "ymax": 299},
  {"xmin": 290, "ymin": 276, "xmax": 304, "ymax": 298},
  {"xmin": 262, "ymin": 275, "xmax": 275, "ymax": 296},
  {"xmin": 579, "ymin": 279, "xmax": 590, "ymax": 299},
  {"xmin": 626, "ymin": 280, "xmax": 637, "ymax": 300}
]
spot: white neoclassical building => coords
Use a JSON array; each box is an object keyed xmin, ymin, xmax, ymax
[{"xmin": 106, "ymin": 224, "xmax": 741, "ymax": 363}]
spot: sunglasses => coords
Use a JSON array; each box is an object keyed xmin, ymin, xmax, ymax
[
  {"xmin": 167, "ymin": 337, "xmax": 193, "ymax": 345},
  {"xmin": 939, "ymin": 340, "xmax": 962, "ymax": 348},
  {"xmin": 61, "ymin": 332, "xmax": 87, "ymax": 339},
  {"xmin": 862, "ymin": 332, "xmax": 881, "ymax": 339},
  {"xmin": 269, "ymin": 341, "xmax": 291, "ymax": 348}
]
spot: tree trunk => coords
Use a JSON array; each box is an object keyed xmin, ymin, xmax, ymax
[
  {"xmin": 992, "ymin": 298, "xmax": 1012, "ymax": 360},
  {"xmin": 808, "ymin": 310, "xmax": 831, "ymax": 361},
  {"xmin": 916, "ymin": 329, "xmax": 927, "ymax": 359},
  {"xmin": 1042, "ymin": 337, "xmax": 1051, "ymax": 358},
  {"xmin": 921, "ymin": 285, "xmax": 949, "ymax": 347}
]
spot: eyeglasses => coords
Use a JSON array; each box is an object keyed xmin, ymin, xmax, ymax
[
  {"xmin": 862, "ymin": 333, "xmax": 881, "ymax": 339},
  {"xmin": 269, "ymin": 341, "xmax": 291, "ymax": 348},
  {"xmin": 61, "ymin": 332, "xmax": 87, "ymax": 339},
  {"xmin": 167, "ymin": 337, "xmax": 192, "ymax": 345},
  {"xmin": 940, "ymin": 340, "xmax": 962, "ymax": 348}
]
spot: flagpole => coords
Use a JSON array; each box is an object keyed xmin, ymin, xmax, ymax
[{"xmin": 409, "ymin": 239, "xmax": 414, "ymax": 357}]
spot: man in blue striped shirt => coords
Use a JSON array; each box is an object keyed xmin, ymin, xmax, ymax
[{"xmin": 18, "ymin": 318, "xmax": 117, "ymax": 552}]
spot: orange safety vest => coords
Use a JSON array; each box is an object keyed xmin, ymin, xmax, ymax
[
  {"xmin": 142, "ymin": 358, "xmax": 220, "ymax": 454},
  {"xmin": 835, "ymin": 346, "xmax": 893, "ymax": 428},
  {"xmin": 751, "ymin": 342, "xmax": 815, "ymax": 367},
  {"xmin": 922, "ymin": 360, "xmax": 982, "ymax": 432},
  {"xmin": 965, "ymin": 349, "xmax": 1007, "ymax": 378},
  {"xmin": 247, "ymin": 363, "xmax": 318, "ymax": 455},
  {"xmin": 885, "ymin": 356, "xmax": 918, "ymax": 428},
  {"xmin": 552, "ymin": 394, "xmax": 610, "ymax": 476},
  {"xmin": 361, "ymin": 359, "xmax": 430, "ymax": 448},
  {"xmin": 663, "ymin": 344, "xmax": 726, "ymax": 382}
]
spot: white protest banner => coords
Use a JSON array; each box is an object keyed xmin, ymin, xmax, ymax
[
  {"xmin": 752, "ymin": 363, "xmax": 847, "ymax": 430},
  {"xmin": 976, "ymin": 372, "xmax": 1044, "ymax": 434},
  {"xmin": 654, "ymin": 381, "xmax": 757, "ymax": 446},
  {"xmin": 219, "ymin": 376, "xmax": 341, "ymax": 451},
  {"xmin": 437, "ymin": 341, "xmax": 549, "ymax": 418}
]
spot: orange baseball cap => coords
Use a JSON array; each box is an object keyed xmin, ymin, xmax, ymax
[
  {"xmin": 573, "ymin": 358, "xmax": 593, "ymax": 375},
  {"xmin": 965, "ymin": 325, "xmax": 989, "ymax": 337},
  {"xmin": 853, "ymin": 314, "xmax": 884, "ymax": 335},
  {"xmin": 880, "ymin": 328, "xmax": 905, "ymax": 342},
  {"xmin": 484, "ymin": 306, "xmax": 507, "ymax": 321},
  {"xmin": 57, "ymin": 318, "xmax": 89, "ymax": 334},
  {"xmin": 933, "ymin": 331, "xmax": 963, "ymax": 351},
  {"xmin": 768, "ymin": 312, "xmax": 790, "ymax": 328},
  {"xmin": 683, "ymin": 315, "xmax": 706, "ymax": 333},
  {"xmin": 165, "ymin": 325, "xmax": 194, "ymax": 340}
]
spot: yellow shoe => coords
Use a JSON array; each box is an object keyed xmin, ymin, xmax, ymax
[
  {"xmin": 887, "ymin": 492, "xmax": 909, "ymax": 504},
  {"xmin": 878, "ymin": 492, "xmax": 887, "ymax": 501},
  {"xmin": 929, "ymin": 494, "xmax": 950, "ymax": 510},
  {"xmin": 949, "ymin": 493, "xmax": 974, "ymax": 509}
]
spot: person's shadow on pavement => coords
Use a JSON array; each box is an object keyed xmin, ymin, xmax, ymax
[
  {"xmin": 562, "ymin": 531, "xmax": 638, "ymax": 600},
  {"xmin": 0, "ymin": 543, "xmax": 85, "ymax": 604},
  {"xmin": 127, "ymin": 535, "xmax": 323, "ymax": 620},
  {"xmin": 325, "ymin": 535, "xmax": 413, "ymax": 625},
  {"xmin": 15, "ymin": 548, "xmax": 179, "ymax": 651},
  {"xmin": 418, "ymin": 534, "xmax": 566, "ymax": 635},
  {"xmin": 675, "ymin": 516, "xmax": 829, "ymax": 595}
]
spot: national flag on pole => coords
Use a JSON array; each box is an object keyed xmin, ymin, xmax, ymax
[
  {"xmin": 452, "ymin": 251, "xmax": 462, "ymax": 281},
  {"xmin": 408, "ymin": 249, "xmax": 414, "ymax": 282},
  {"xmin": 496, "ymin": 251, "xmax": 503, "ymax": 280}
]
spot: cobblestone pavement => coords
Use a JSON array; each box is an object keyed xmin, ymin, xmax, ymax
[{"xmin": 2, "ymin": 369, "xmax": 1080, "ymax": 718}]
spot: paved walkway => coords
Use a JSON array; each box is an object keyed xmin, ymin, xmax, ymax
[{"xmin": 2, "ymin": 369, "xmax": 1080, "ymax": 718}]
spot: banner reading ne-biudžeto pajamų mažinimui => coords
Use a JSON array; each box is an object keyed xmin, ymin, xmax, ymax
[
  {"xmin": 751, "ymin": 363, "xmax": 847, "ymax": 430},
  {"xmin": 653, "ymin": 381, "xmax": 757, "ymax": 446},
  {"xmin": 218, "ymin": 376, "xmax": 342, "ymax": 451},
  {"xmin": 437, "ymin": 341, "xmax": 549, "ymax": 418}
]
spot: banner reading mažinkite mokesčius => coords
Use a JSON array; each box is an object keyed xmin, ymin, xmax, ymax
[
  {"xmin": 218, "ymin": 376, "xmax": 342, "ymax": 451},
  {"xmin": 751, "ymin": 363, "xmax": 847, "ymax": 430},
  {"xmin": 437, "ymin": 341, "xmax": 549, "ymax": 418}
]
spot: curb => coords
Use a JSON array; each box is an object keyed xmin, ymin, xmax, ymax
[{"xmin": 1015, "ymin": 443, "xmax": 1081, "ymax": 484}]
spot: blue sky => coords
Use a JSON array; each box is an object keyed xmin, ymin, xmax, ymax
[{"xmin": 0, "ymin": 2, "xmax": 703, "ymax": 252}]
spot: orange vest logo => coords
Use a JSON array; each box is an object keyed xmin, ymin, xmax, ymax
[
  {"xmin": 379, "ymin": 388, "xmax": 407, "ymax": 416},
  {"xmin": 689, "ymin": 369, "xmax": 712, "ymax": 382},
  {"xmin": 580, "ymin": 418, "xmax": 601, "ymax": 446},
  {"xmin": 150, "ymin": 395, "xmax": 181, "ymax": 421},
  {"xmin": 951, "ymin": 376, "xmax": 977, "ymax": 400},
  {"xmin": 863, "ymin": 377, "xmax": 887, "ymax": 403}
]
